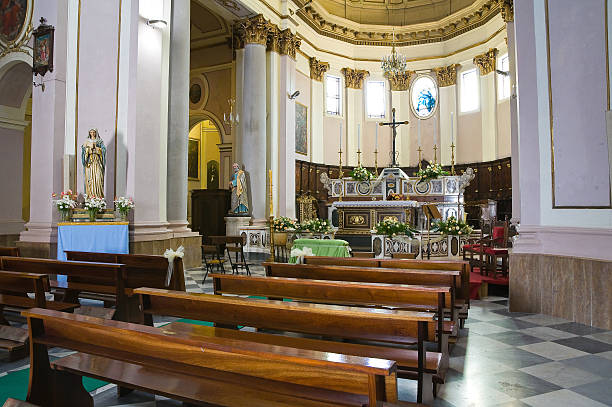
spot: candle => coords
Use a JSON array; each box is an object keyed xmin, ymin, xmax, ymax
[
  {"xmin": 451, "ymin": 112, "xmax": 454, "ymax": 143},
  {"xmin": 417, "ymin": 119, "xmax": 421, "ymax": 146},
  {"xmin": 339, "ymin": 122, "xmax": 343, "ymax": 151},
  {"xmin": 375, "ymin": 125, "xmax": 378, "ymax": 149},
  {"xmin": 434, "ymin": 116, "xmax": 438, "ymax": 146},
  {"xmin": 357, "ymin": 124, "xmax": 361, "ymax": 150}
]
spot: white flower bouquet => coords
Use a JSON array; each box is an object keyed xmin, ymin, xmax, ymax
[
  {"xmin": 114, "ymin": 196, "xmax": 135, "ymax": 220},
  {"xmin": 84, "ymin": 195, "xmax": 107, "ymax": 221},
  {"xmin": 52, "ymin": 190, "xmax": 77, "ymax": 221},
  {"xmin": 416, "ymin": 161, "xmax": 450, "ymax": 183}
]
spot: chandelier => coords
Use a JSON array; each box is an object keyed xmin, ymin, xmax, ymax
[
  {"xmin": 223, "ymin": 98, "xmax": 239, "ymax": 126},
  {"xmin": 381, "ymin": 29, "xmax": 407, "ymax": 76}
]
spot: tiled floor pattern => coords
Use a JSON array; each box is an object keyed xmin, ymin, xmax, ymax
[{"xmin": 2, "ymin": 264, "xmax": 611, "ymax": 407}]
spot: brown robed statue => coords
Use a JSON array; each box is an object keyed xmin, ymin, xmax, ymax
[{"xmin": 379, "ymin": 107, "xmax": 409, "ymax": 168}]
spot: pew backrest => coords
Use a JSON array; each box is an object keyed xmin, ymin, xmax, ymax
[
  {"xmin": 0, "ymin": 270, "xmax": 48, "ymax": 307},
  {"xmin": 0, "ymin": 247, "xmax": 20, "ymax": 257}
]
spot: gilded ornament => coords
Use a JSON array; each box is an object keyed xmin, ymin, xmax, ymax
[
  {"xmin": 497, "ymin": 0, "xmax": 514, "ymax": 23},
  {"xmin": 309, "ymin": 57, "xmax": 329, "ymax": 81},
  {"xmin": 278, "ymin": 29, "xmax": 301, "ymax": 59},
  {"xmin": 236, "ymin": 14, "xmax": 271, "ymax": 46},
  {"xmin": 385, "ymin": 70, "xmax": 414, "ymax": 91},
  {"xmin": 266, "ymin": 24, "xmax": 280, "ymax": 53},
  {"xmin": 341, "ymin": 68, "xmax": 369, "ymax": 89},
  {"xmin": 433, "ymin": 64, "xmax": 461, "ymax": 87},
  {"xmin": 473, "ymin": 48, "xmax": 498, "ymax": 75}
]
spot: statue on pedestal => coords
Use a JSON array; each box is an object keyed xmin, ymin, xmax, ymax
[
  {"xmin": 81, "ymin": 129, "xmax": 106, "ymax": 198},
  {"xmin": 229, "ymin": 162, "xmax": 249, "ymax": 215}
]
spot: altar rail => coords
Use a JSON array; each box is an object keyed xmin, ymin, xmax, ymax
[{"xmin": 295, "ymin": 157, "xmax": 512, "ymax": 221}]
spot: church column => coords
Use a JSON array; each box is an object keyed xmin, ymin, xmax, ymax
[
  {"xmin": 236, "ymin": 15, "xmax": 270, "ymax": 221},
  {"xmin": 277, "ymin": 29, "xmax": 301, "ymax": 218},
  {"xmin": 166, "ymin": 0, "xmax": 195, "ymax": 236},
  {"xmin": 474, "ymin": 49, "xmax": 499, "ymax": 162},
  {"xmin": 388, "ymin": 71, "xmax": 412, "ymax": 167},
  {"xmin": 19, "ymin": 0, "xmax": 70, "ymax": 254},
  {"xmin": 434, "ymin": 65, "xmax": 460, "ymax": 166},
  {"xmin": 310, "ymin": 58, "xmax": 329, "ymax": 164},
  {"xmin": 0, "ymin": 122, "xmax": 26, "ymax": 238},
  {"xmin": 266, "ymin": 25, "xmax": 280, "ymax": 217},
  {"xmin": 342, "ymin": 68, "xmax": 369, "ymax": 167}
]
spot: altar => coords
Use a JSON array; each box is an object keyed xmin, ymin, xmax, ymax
[{"xmin": 57, "ymin": 222, "xmax": 129, "ymax": 261}]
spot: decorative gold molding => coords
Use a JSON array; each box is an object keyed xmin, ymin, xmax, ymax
[
  {"xmin": 497, "ymin": 0, "xmax": 514, "ymax": 23},
  {"xmin": 266, "ymin": 24, "xmax": 280, "ymax": 53},
  {"xmin": 386, "ymin": 71, "xmax": 414, "ymax": 91},
  {"xmin": 473, "ymin": 48, "xmax": 498, "ymax": 75},
  {"xmin": 296, "ymin": 0, "xmax": 503, "ymax": 47},
  {"xmin": 236, "ymin": 14, "xmax": 270, "ymax": 46},
  {"xmin": 0, "ymin": 0, "xmax": 33, "ymax": 58},
  {"xmin": 433, "ymin": 64, "xmax": 461, "ymax": 87},
  {"xmin": 342, "ymin": 68, "xmax": 369, "ymax": 89},
  {"xmin": 278, "ymin": 28, "xmax": 301, "ymax": 59},
  {"xmin": 309, "ymin": 57, "xmax": 329, "ymax": 81}
]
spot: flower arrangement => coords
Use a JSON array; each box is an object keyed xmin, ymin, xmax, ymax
[
  {"xmin": 387, "ymin": 192, "xmax": 404, "ymax": 201},
  {"xmin": 52, "ymin": 190, "xmax": 77, "ymax": 221},
  {"xmin": 114, "ymin": 196, "xmax": 135, "ymax": 220},
  {"xmin": 83, "ymin": 195, "xmax": 106, "ymax": 222},
  {"xmin": 416, "ymin": 162, "xmax": 450, "ymax": 183},
  {"xmin": 349, "ymin": 165, "xmax": 375, "ymax": 181},
  {"xmin": 373, "ymin": 218, "xmax": 417, "ymax": 238},
  {"xmin": 298, "ymin": 218, "xmax": 334, "ymax": 234},
  {"xmin": 272, "ymin": 216, "xmax": 297, "ymax": 232},
  {"xmin": 433, "ymin": 216, "xmax": 473, "ymax": 236}
]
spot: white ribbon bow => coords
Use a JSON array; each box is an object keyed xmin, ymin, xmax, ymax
[
  {"xmin": 163, "ymin": 246, "xmax": 185, "ymax": 287},
  {"xmin": 290, "ymin": 247, "xmax": 314, "ymax": 264}
]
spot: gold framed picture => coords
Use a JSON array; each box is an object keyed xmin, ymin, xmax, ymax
[
  {"xmin": 295, "ymin": 102, "xmax": 308, "ymax": 155},
  {"xmin": 188, "ymin": 138, "xmax": 200, "ymax": 180}
]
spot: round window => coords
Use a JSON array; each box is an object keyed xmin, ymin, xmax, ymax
[{"xmin": 410, "ymin": 75, "xmax": 438, "ymax": 119}]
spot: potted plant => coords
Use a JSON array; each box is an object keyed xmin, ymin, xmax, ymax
[
  {"xmin": 432, "ymin": 216, "xmax": 473, "ymax": 256},
  {"xmin": 349, "ymin": 165, "xmax": 375, "ymax": 182},
  {"xmin": 371, "ymin": 219, "xmax": 418, "ymax": 258},
  {"xmin": 83, "ymin": 195, "xmax": 106, "ymax": 222},
  {"xmin": 114, "ymin": 196, "xmax": 135, "ymax": 221},
  {"xmin": 271, "ymin": 216, "xmax": 297, "ymax": 246},
  {"xmin": 373, "ymin": 219, "xmax": 417, "ymax": 239},
  {"xmin": 416, "ymin": 161, "xmax": 450, "ymax": 184},
  {"xmin": 52, "ymin": 190, "xmax": 77, "ymax": 221}
]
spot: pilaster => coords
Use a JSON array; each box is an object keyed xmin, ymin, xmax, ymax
[
  {"xmin": 434, "ymin": 64, "xmax": 460, "ymax": 165},
  {"xmin": 309, "ymin": 58, "xmax": 328, "ymax": 164},
  {"xmin": 474, "ymin": 48, "xmax": 498, "ymax": 162},
  {"xmin": 342, "ymin": 68, "xmax": 368, "ymax": 166}
]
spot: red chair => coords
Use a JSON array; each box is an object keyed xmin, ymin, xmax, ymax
[{"xmin": 463, "ymin": 221, "xmax": 509, "ymax": 277}]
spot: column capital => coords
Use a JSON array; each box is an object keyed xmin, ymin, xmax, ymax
[
  {"xmin": 497, "ymin": 0, "xmax": 514, "ymax": 23},
  {"xmin": 266, "ymin": 24, "xmax": 280, "ymax": 53},
  {"xmin": 433, "ymin": 64, "xmax": 461, "ymax": 87},
  {"xmin": 236, "ymin": 14, "xmax": 271, "ymax": 46},
  {"xmin": 309, "ymin": 57, "xmax": 329, "ymax": 81},
  {"xmin": 342, "ymin": 68, "xmax": 369, "ymax": 89},
  {"xmin": 278, "ymin": 28, "xmax": 301, "ymax": 59},
  {"xmin": 473, "ymin": 48, "xmax": 498, "ymax": 75},
  {"xmin": 385, "ymin": 70, "xmax": 414, "ymax": 91}
]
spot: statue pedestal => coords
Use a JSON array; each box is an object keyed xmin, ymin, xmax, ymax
[{"xmin": 225, "ymin": 216, "xmax": 251, "ymax": 237}]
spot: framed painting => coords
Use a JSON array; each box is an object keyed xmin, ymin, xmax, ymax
[
  {"xmin": 33, "ymin": 18, "xmax": 54, "ymax": 76},
  {"xmin": 188, "ymin": 138, "xmax": 200, "ymax": 180},
  {"xmin": 295, "ymin": 102, "xmax": 308, "ymax": 155},
  {"xmin": 0, "ymin": 0, "xmax": 28, "ymax": 45}
]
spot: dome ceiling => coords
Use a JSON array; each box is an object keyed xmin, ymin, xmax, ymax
[{"xmin": 313, "ymin": 0, "xmax": 478, "ymax": 26}]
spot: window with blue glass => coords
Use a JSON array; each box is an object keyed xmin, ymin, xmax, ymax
[{"xmin": 410, "ymin": 75, "xmax": 438, "ymax": 119}]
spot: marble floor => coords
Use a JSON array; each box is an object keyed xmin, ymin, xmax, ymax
[{"xmin": 1, "ymin": 265, "xmax": 611, "ymax": 407}]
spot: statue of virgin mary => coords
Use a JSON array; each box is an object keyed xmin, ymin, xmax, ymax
[{"xmin": 81, "ymin": 129, "xmax": 106, "ymax": 198}]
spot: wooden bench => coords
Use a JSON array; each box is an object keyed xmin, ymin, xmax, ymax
[
  {"xmin": 0, "ymin": 247, "xmax": 20, "ymax": 257},
  {"xmin": 305, "ymin": 257, "xmax": 471, "ymax": 328},
  {"xmin": 0, "ymin": 257, "xmax": 126, "ymax": 320},
  {"xmin": 23, "ymin": 308, "xmax": 421, "ymax": 407},
  {"xmin": 0, "ymin": 271, "xmax": 78, "ymax": 361},
  {"xmin": 136, "ymin": 287, "xmax": 438, "ymax": 404}
]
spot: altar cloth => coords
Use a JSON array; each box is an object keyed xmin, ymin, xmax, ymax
[
  {"xmin": 57, "ymin": 222, "xmax": 129, "ymax": 261},
  {"xmin": 290, "ymin": 238, "xmax": 350, "ymax": 263}
]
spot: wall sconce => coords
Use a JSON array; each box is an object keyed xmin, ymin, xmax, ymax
[{"xmin": 147, "ymin": 19, "xmax": 167, "ymax": 29}]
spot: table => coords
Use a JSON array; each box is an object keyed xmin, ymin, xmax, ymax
[
  {"xmin": 57, "ymin": 222, "xmax": 129, "ymax": 261},
  {"xmin": 289, "ymin": 238, "xmax": 350, "ymax": 264}
]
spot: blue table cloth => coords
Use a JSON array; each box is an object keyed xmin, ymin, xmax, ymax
[{"xmin": 57, "ymin": 222, "xmax": 129, "ymax": 261}]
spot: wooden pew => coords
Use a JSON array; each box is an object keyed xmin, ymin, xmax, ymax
[
  {"xmin": 136, "ymin": 288, "xmax": 438, "ymax": 404},
  {"xmin": 0, "ymin": 257, "xmax": 127, "ymax": 320},
  {"xmin": 304, "ymin": 256, "xmax": 471, "ymax": 328},
  {"xmin": 23, "ymin": 308, "xmax": 420, "ymax": 407},
  {"xmin": 0, "ymin": 247, "xmax": 20, "ymax": 257},
  {"xmin": 0, "ymin": 271, "xmax": 78, "ymax": 361}
]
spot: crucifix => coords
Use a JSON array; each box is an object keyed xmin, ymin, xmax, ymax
[{"xmin": 379, "ymin": 107, "xmax": 409, "ymax": 168}]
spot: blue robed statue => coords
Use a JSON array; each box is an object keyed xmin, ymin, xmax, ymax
[{"xmin": 229, "ymin": 162, "xmax": 249, "ymax": 215}]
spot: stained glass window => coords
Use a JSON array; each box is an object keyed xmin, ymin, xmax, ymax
[{"xmin": 410, "ymin": 75, "xmax": 438, "ymax": 119}]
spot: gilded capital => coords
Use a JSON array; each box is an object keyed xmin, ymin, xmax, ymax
[
  {"xmin": 497, "ymin": 0, "xmax": 514, "ymax": 23},
  {"xmin": 342, "ymin": 68, "xmax": 369, "ymax": 89},
  {"xmin": 266, "ymin": 24, "xmax": 280, "ymax": 53},
  {"xmin": 385, "ymin": 71, "xmax": 414, "ymax": 91},
  {"xmin": 237, "ymin": 14, "xmax": 271, "ymax": 46},
  {"xmin": 309, "ymin": 57, "xmax": 329, "ymax": 81},
  {"xmin": 278, "ymin": 29, "xmax": 301, "ymax": 59},
  {"xmin": 473, "ymin": 48, "xmax": 498, "ymax": 75},
  {"xmin": 433, "ymin": 64, "xmax": 461, "ymax": 87}
]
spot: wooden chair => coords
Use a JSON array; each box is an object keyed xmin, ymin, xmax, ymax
[
  {"xmin": 0, "ymin": 247, "xmax": 19, "ymax": 257},
  {"xmin": 223, "ymin": 235, "xmax": 252, "ymax": 275},
  {"xmin": 352, "ymin": 251, "xmax": 375, "ymax": 258},
  {"xmin": 391, "ymin": 253, "xmax": 418, "ymax": 260},
  {"xmin": 202, "ymin": 244, "xmax": 225, "ymax": 282},
  {"xmin": 24, "ymin": 308, "xmax": 412, "ymax": 407}
]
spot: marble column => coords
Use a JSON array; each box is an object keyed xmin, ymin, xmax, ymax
[
  {"xmin": 266, "ymin": 26, "xmax": 280, "ymax": 217},
  {"xmin": 387, "ymin": 71, "xmax": 412, "ymax": 167},
  {"xmin": 236, "ymin": 15, "xmax": 270, "ymax": 222},
  {"xmin": 474, "ymin": 49, "xmax": 499, "ymax": 162},
  {"xmin": 0, "ymin": 123, "xmax": 26, "ymax": 237},
  {"xmin": 166, "ymin": 0, "xmax": 194, "ymax": 236},
  {"xmin": 506, "ymin": 21, "xmax": 520, "ymax": 223},
  {"xmin": 309, "ymin": 58, "xmax": 328, "ymax": 164},
  {"xmin": 277, "ymin": 29, "xmax": 300, "ymax": 218},
  {"xmin": 342, "ymin": 68, "xmax": 368, "ymax": 167},
  {"xmin": 434, "ymin": 65, "xmax": 460, "ymax": 166}
]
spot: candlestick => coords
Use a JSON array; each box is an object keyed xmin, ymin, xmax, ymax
[
  {"xmin": 268, "ymin": 169, "xmax": 273, "ymax": 217},
  {"xmin": 357, "ymin": 149, "xmax": 362, "ymax": 166},
  {"xmin": 268, "ymin": 170, "xmax": 275, "ymax": 262},
  {"xmin": 338, "ymin": 148, "xmax": 343, "ymax": 202},
  {"xmin": 450, "ymin": 142, "xmax": 456, "ymax": 175},
  {"xmin": 417, "ymin": 146, "xmax": 423, "ymax": 171},
  {"xmin": 433, "ymin": 144, "xmax": 438, "ymax": 164},
  {"xmin": 374, "ymin": 149, "xmax": 379, "ymax": 174}
]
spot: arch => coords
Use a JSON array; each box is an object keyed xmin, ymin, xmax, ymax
[{"xmin": 189, "ymin": 111, "xmax": 229, "ymax": 145}]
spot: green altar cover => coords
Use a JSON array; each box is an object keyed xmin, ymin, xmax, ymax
[{"xmin": 289, "ymin": 238, "xmax": 351, "ymax": 263}]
